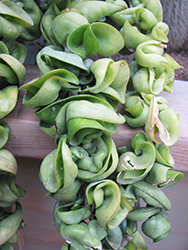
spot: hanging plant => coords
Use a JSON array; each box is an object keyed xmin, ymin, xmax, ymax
[{"xmin": 0, "ymin": 0, "xmax": 185, "ymax": 249}]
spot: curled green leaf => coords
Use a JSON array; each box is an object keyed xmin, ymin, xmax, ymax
[
  {"xmin": 40, "ymin": 3, "xmax": 60, "ymax": 45},
  {"xmin": 86, "ymin": 179, "xmax": 128, "ymax": 229},
  {"xmin": 117, "ymin": 132, "xmax": 155, "ymax": 184},
  {"xmin": 122, "ymin": 21, "xmax": 152, "ymax": 51},
  {"xmin": 0, "ymin": 0, "xmax": 33, "ymax": 40},
  {"xmin": 0, "ymin": 202, "xmax": 24, "ymax": 246},
  {"xmin": 81, "ymin": 58, "xmax": 130, "ymax": 104},
  {"xmin": 122, "ymin": 21, "xmax": 168, "ymax": 52},
  {"xmin": 65, "ymin": 100, "xmax": 125, "ymax": 143},
  {"xmin": 132, "ymin": 67, "xmax": 168, "ymax": 95},
  {"xmin": 59, "ymin": 220, "xmax": 106, "ymax": 250},
  {"xmin": 50, "ymin": 179, "xmax": 82, "ymax": 203},
  {"xmin": 150, "ymin": 22, "xmax": 169, "ymax": 43},
  {"xmin": 20, "ymin": 69, "xmax": 79, "ymax": 109},
  {"xmin": 134, "ymin": 7, "xmax": 158, "ymax": 30},
  {"xmin": 110, "ymin": 4, "xmax": 144, "ymax": 27},
  {"xmin": 70, "ymin": 0, "xmax": 125, "ymax": 23},
  {"xmin": 0, "ymin": 175, "xmax": 25, "ymax": 207},
  {"xmin": 39, "ymin": 136, "xmax": 78, "ymax": 193},
  {"xmin": 36, "ymin": 45, "xmax": 91, "ymax": 76},
  {"xmin": 55, "ymin": 201, "xmax": 91, "ymax": 225},
  {"xmin": 132, "ymin": 0, "xmax": 163, "ymax": 22},
  {"xmin": 67, "ymin": 22, "xmax": 124, "ymax": 58},
  {"xmin": 135, "ymin": 40, "xmax": 168, "ymax": 69},
  {"xmin": 132, "ymin": 181, "xmax": 171, "ymax": 210},
  {"xmin": 0, "ymin": 54, "xmax": 26, "ymax": 86},
  {"xmin": 0, "ymin": 121, "xmax": 10, "ymax": 149},
  {"xmin": 4, "ymin": 40, "xmax": 27, "ymax": 64},
  {"xmin": 14, "ymin": 0, "xmax": 43, "ymax": 41},
  {"xmin": 0, "ymin": 149, "xmax": 17, "ymax": 175},
  {"xmin": 0, "ymin": 86, "xmax": 18, "ymax": 119},
  {"xmin": 35, "ymin": 94, "xmax": 119, "ymax": 138},
  {"xmin": 123, "ymin": 93, "xmax": 149, "ymax": 127},
  {"xmin": 155, "ymin": 144, "xmax": 175, "ymax": 167},
  {"xmin": 103, "ymin": 219, "xmax": 127, "ymax": 250},
  {"xmin": 71, "ymin": 132, "xmax": 119, "ymax": 182},
  {"xmin": 145, "ymin": 162, "xmax": 184, "ymax": 187},
  {"xmin": 142, "ymin": 211, "xmax": 171, "ymax": 242},
  {"xmin": 127, "ymin": 206, "xmax": 160, "ymax": 222},
  {"xmin": 51, "ymin": 8, "xmax": 89, "ymax": 47},
  {"xmin": 123, "ymin": 230, "xmax": 148, "ymax": 250}
]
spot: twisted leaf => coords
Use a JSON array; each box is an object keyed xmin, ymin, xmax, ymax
[
  {"xmin": 81, "ymin": 58, "xmax": 130, "ymax": 104},
  {"xmin": 55, "ymin": 201, "xmax": 91, "ymax": 225},
  {"xmin": 40, "ymin": 136, "xmax": 78, "ymax": 193},
  {"xmin": 40, "ymin": 3, "xmax": 60, "ymax": 45},
  {"xmin": 0, "ymin": 149, "xmax": 17, "ymax": 175},
  {"xmin": 123, "ymin": 230, "xmax": 148, "ymax": 250},
  {"xmin": 50, "ymin": 177, "xmax": 81, "ymax": 203},
  {"xmin": 12, "ymin": 0, "xmax": 43, "ymax": 40},
  {"xmin": 123, "ymin": 93, "xmax": 149, "ymax": 127},
  {"xmin": 103, "ymin": 219, "xmax": 127, "ymax": 250},
  {"xmin": 150, "ymin": 22, "xmax": 169, "ymax": 43},
  {"xmin": 132, "ymin": 0, "xmax": 163, "ymax": 22},
  {"xmin": 71, "ymin": 132, "xmax": 119, "ymax": 182},
  {"xmin": 110, "ymin": 4, "xmax": 144, "ymax": 27},
  {"xmin": 0, "ymin": 54, "xmax": 26, "ymax": 86},
  {"xmin": 133, "ymin": 7, "xmax": 158, "ymax": 30},
  {"xmin": 36, "ymin": 45, "xmax": 91, "ymax": 76},
  {"xmin": 59, "ymin": 220, "xmax": 106, "ymax": 250},
  {"xmin": 51, "ymin": 9, "xmax": 89, "ymax": 47},
  {"xmin": 0, "ymin": 0, "xmax": 33, "ymax": 40},
  {"xmin": 155, "ymin": 144, "xmax": 175, "ymax": 167},
  {"xmin": 135, "ymin": 40, "xmax": 168, "ymax": 69},
  {"xmin": 86, "ymin": 180, "xmax": 129, "ymax": 229},
  {"xmin": 65, "ymin": 100, "xmax": 125, "ymax": 143},
  {"xmin": 0, "ymin": 175, "xmax": 25, "ymax": 207},
  {"xmin": 20, "ymin": 69, "xmax": 79, "ymax": 109},
  {"xmin": 142, "ymin": 211, "xmax": 171, "ymax": 243},
  {"xmin": 6, "ymin": 41, "xmax": 27, "ymax": 64},
  {"xmin": 127, "ymin": 206, "xmax": 160, "ymax": 222},
  {"xmin": 144, "ymin": 163, "xmax": 184, "ymax": 187},
  {"xmin": 0, "ymin": 121, "xmax": 10, "ymax": 149},
  {"xmin": 67, "ymin": 22, "xmax": 124, "ymax": 58},
  {"xmin": 35, "ymin": 94, "xmax": 117, "ymax": 138},
  {"xmin": 122, "ymin": 21, "xmax": 152, "ymax": 50},
  {"xmin": 0, "ymin": 202, "xmax": 23, "ymax": 246},
  {"xmin": 0, "ymin": 86, "xmax": 18, "ymax": 119},
  {"xmin": 134, "ymin": 66, "xmax": 166, "ymax": 95},
  {"xmin": 132, "ymin": 181, "xmax": 171, "ymax": 210},
  {"xmin": 117, "ymin": 132, "xmax": 155, "ymax": 184},
  {"xmin": 70, "ymin": 0, "xmax": 125, "ymax": 23}
]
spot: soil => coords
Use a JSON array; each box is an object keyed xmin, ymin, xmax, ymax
[{"xmin": 166, "ymin": 50, "xmax": 188, "ymax": 81}]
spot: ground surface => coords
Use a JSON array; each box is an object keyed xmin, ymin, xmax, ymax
[{"xmin": 167, "ymin": 50, "xmax": 188, "ymax": 81}]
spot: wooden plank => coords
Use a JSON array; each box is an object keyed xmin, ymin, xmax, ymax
[{"xmin": 3, "ymin": 64, "xmax": 188, "ymax": 171}]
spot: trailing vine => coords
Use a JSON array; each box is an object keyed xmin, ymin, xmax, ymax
[{"xmin": 0, "ymin": 0, "xmax": 185, "ymax": 249}]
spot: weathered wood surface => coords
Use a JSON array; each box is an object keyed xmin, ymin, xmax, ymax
[{"xmin": 3, "ymin": 64, "xmax": 188, "ymax": 171}]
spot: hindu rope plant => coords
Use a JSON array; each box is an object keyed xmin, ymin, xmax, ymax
[
  {"xmin": 0, "ymin": 0, "xmax": 185, "ymax": 249},
  {"xmin": 0, "ymin": 1, "xmax": 43, "ymax": 248},
  {"xmin": 0, "ymin": 37, "xmax": 26, "ymax": 250}
]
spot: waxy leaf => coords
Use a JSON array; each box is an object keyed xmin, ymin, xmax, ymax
[
  {"xmin": 132, "ymin": 181, "xmax": 171, "ymax": 210},
  {"xmin": 0, "ymin": 149, "xmax": 17, "ymax": 175}
]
